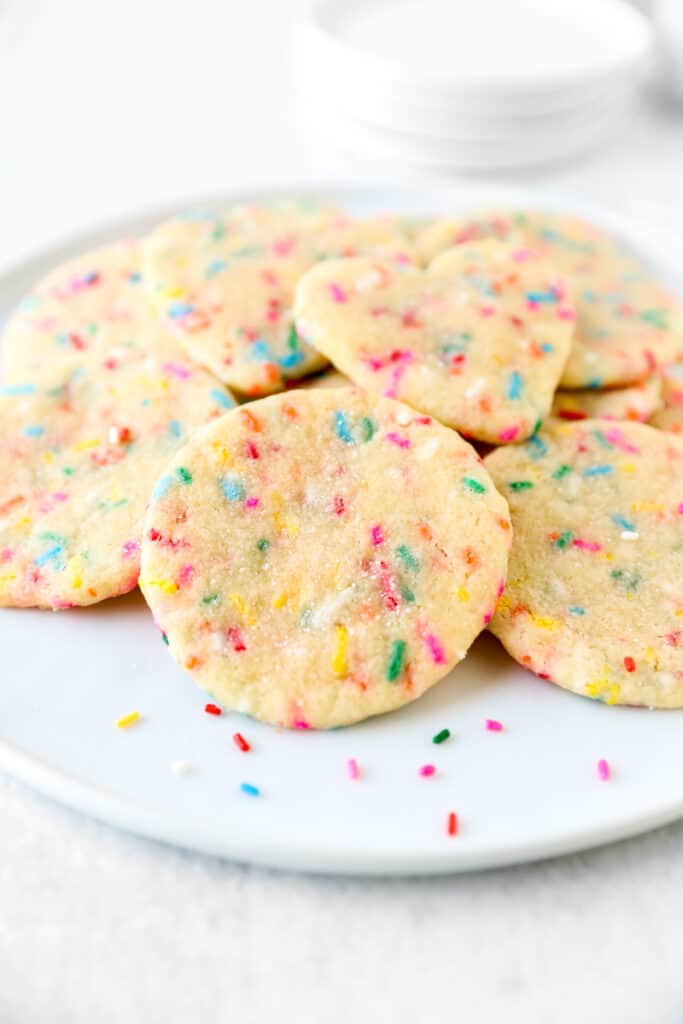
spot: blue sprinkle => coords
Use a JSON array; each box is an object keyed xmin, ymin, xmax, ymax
[
  {"xmin": 526, "ymin": 290, "xmax": 557, "ymax": 303},
  {"xmin": 611, "ymin": 513, "xmax": 636, "ymax": 532},
  {"xmin": 152, "ymin": 474, "xmax": 173, "ymax": 499},
  {"xmin": 128, "ymin": 271, "xmax": 142, "ymax": 284},
  {"xmin": 34, "ymin": 545, "xmax": 63, "ymax": 567},
  {"xmin": 540, "ymin": 342, "xmax": 554, "ymax": 353},
  {"xmin": 1, "ymin": 384, "xmax": 35, "ymax": 396},
  {"xmin": 240, "ymin": 782, "xmax": 260, "ymax": 797},
  {"xmin": 507, "ymin": 371, "xmax": 523, "ymax": 400},
  {"xmin": 141, "ymin": 398, "xmax": 151, "ymax": 407},
  {"xmin": 527, "ymin": 434, "xmax": 548, "ymax": 459},
  {"xmin": 334, "ymin": 410, "xmax": 354, "ymax": 444},
  {"xmin": 167, "ymin": 302, "xmax": 195, "ymax": 319},
  {"xmin": 220, "ymin": 474, "xmax": 245, "ymax": 502},
  {"xmin": 206, "ymin": 259, "xmax": 228, "ymax": 277},
  {"xmin": 23, "ymin": 425, "xmax": 45, "ymax": 437},
  {"xmin": 280, "ymin": 350, "xmax": 305, "ymax": 370},
  {"xmin": 568, "ymin": 606, "xmax": 585, "ymax": 616},
  {"xmin": 168, "ymin": 419, "xmax": 183, "ymax": 438},
  {"xmin": 210, "ymin": 387, "xmax": 234, "ymax": 409},
  {"xmin": 250, "ymin": 340, "xmax": 272, "ymax": 363},
  {"xmin": 586, "ymin": 379, "xmax": 602, "ymax": 390},
  {"xmin": 584, "ymin": 465, "xmax": 613, "ymax": 477}
]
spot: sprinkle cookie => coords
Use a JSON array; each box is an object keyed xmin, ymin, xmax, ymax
[
  {"xmin": 0, "ymin": 349, "xmax": 234, "ymax": 609},
  {"xmin": 552, "ymin": 375, "xmax": 661, "ymax": 423},
  {"xmin": 650, "ymin": 364, "xmax": 683, "ymax": 434},
  {"xmin": 140, "ymin": 388, "xmax": 511, "ymax": 729},
  {"xmin": 2, "ymin": 239, "xmax": 159, "ymax": 382},
  {"xmin": 417, "ymin": 210, "xmax": 683, "ymax": 389},
  {"xmin": 294, "ymin": 241, "xmax": 574, "ymax": 444},
  {"xmin": 486, "ymin": 419, "xmax": 683, "ymax": 708}
]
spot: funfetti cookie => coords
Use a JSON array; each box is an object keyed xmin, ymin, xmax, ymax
[
  {"xmin": 140, "ymin": 388, "xmax": 512, "ymax": 730},
  {"xmin": 650, "ymin": 363, "xmax": 683, "ymax": 435},
  {"xmin": 0, "ymin": 349, "xmax": 234, "ymax": 609},
  {"xmin": 552, "ymin": 375, "xmax": 662, "ymax": 423},
  {"xmin": 486, "ymin": 419, "xmax": 683, "ymax": 709},
  {"xmin": 1, "ymin": 239, "xmax": 155, "ymax": 382},
  {"xmin": 417, "ymin": 210, "xmax": 683, "ymax": 389},
  {"xmin": 294, "ymin": 241, "xmax": 574, "ymax": 444}
]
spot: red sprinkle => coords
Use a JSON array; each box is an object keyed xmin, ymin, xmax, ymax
[
  {"xmin": 623, "ymin": 656, "xmax": 636, "ymax": 673},
  {"xmin": 205, "ymin": 703, "xmax": 222, "ymax": 716},
  {"xmin": 233, "ymin": 732, "xmax": 250, "ymax": 752},
  {"xmin": 447, "ymin": 811, "xmax": 458, "ymax": 837}
]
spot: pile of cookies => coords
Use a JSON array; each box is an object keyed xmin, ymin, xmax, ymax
[{"xmin": 1, "ymin": 199, "xmax": 682, "ymax": 727}]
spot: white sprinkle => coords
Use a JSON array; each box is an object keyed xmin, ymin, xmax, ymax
[
  {"xmin": 464, "ymin": 377, "xmax": 486, "ymax": 400},
  {"xmin": 621, "ymin": 530, "xmax": 639, "ymax": 540},
  {"xmin": 417, "ymin": 437, "xmax": 441, "ymax": 461},
  {"xmin": 395, "ymin": 409, "xmax": 412, "ymax": 426},
  {"xmin": 172, "ymin": 760, "xmax": 193, "ymax": 777}
]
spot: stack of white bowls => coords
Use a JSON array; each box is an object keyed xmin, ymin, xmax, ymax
[{"xmin": 295, "ymin": 0, "xmax": 653, "ymax": 172}]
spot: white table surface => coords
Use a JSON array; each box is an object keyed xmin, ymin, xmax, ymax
[{"xmin": 1, "ymin": 2, "xmax": 683, "ymax": 1021}]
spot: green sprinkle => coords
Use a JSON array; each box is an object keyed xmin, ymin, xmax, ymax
[
  {"xmin": 533, "ymin": 417, "xmax": 543, "ymax": 435},
  {"xmin": 432, "ymin": 728, "xmax": 451, "ymax": 745},
  {"xmin": 360, "ymin": 416, "xmax": 376, "ymax": 442},
  {"xmin": 555, "ymin": 531, "xmax": 573, "ymax": 550},
  {"xmin": 62, "ymin": 466, "xmax": 75, "ymax": 476},
  {"xmin": 401, "ymin": 585, "xmax": 416, "ymax": 603},
  {"xmin": 287, "ymin": 323, "xmax": 300, "ymax": 350},
  {"xmin": 386, "ymin": 640, "xmax": 406, "ymax": 682},
  {"xmin": 396, "ymin": 544, "xmax": 420, "ymax": 572},
  {"xmin": 508, "ymin": 480, "xmax": 533, "ymax": 491},
  {"xmin": 202, "ymin": 593, "xmax": 219, "ymax": 605},
  {"xmin": 463, "ymin": 477, "xmax": 486, "ymax": 494},
  {"xmin": 176, "ymin": 467, "xmax": 192, "ymax": 484},
  {"xmin": 591, "ymin": 429, "xmax": 613, "ymax": 450},
  {"xmin": 552, "ymin": 464, "xmax": 571, "ymax": 479},
  {"xmin": 256, "ymin": 538, "xmax": 270, "ymax": 552},
  {"xmin": 161, "ymin": 632, "xmax": 169, "ymax": 646}
]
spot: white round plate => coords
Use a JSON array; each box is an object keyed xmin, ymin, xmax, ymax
[{"xmin": 1, "ymin": 181, "xmax": 682, "ymax": 876}]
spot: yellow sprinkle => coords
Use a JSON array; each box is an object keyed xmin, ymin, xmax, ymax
[
  {"xmin": 145, "ymin": 578, "xmax": 178, "ymax": 594},
  {"xmin": 675, "ymin": 609, "xmax": 683, "ymax": 619},
  {"xmin": 332, "ymin": 624, "xmax": 348, "ymax": 677},
  {"xmin": 585, "ymin": 680, "xmax": 621, "ymax": 704},
  {"xmin": 273, "ymin": 591, "xmax": 289, "ymax": 608},
  {"xmin": 284, "ymin": 516, "xmax": 299, "ymax": 536},
  {"xmin": 457, "ymin": 585, "xmax": 470, "ymax": 602},
  {"xmin": 67, "ymin": 557, "xmax": 82, "ymax": 589},
  {"xmin": 72, "ymin": 438, "xmax": 101, "ymax": 452},
  {"xmin": 620, "ymin": 461, "xmax": 636, "ymax": 475},
  {"xmin": 270, "ymin": 490, "xmax": 284, "ymax": 511},
  {"xmin": 228, "ymin": 592, "xmax": 256, "ymax": 624},
  {"xmin": 530, "ymin": 614, "xmax": 558, "ymax": 631},
  {"xmin": 42, "ymin": 451, "xmax": 53, "ymax": 465},
  {"xmin": 159, "ymin": 285, "xmax": 185, "ymax": 299},
  {"xmin": 0, "ymin": 573, "xmax": 17, "ymax": 589},
  {"xmin": 13, "ymin": 516, "xmax": 31, "ymax": 530},
  {"xmin": 211, "ymin": 441, "xmax": 231, "ymax": 465},
  {"xmin": 116, "ymin": 711, "xmax": 141, "ymax": 729}
]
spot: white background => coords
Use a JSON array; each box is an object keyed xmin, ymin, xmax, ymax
[{"xmin": 1, "ymin": 2, "xmax": 683, "ymax": 1021}]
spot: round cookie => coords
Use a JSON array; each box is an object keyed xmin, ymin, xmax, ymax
[
  {"xmin": 0, "ymin": 349, "xmax": 234, "ymax": 609},
  {"xmin": 650, "ymin": 363, "xmax": 683, "ymax": 434},
  {"xmin": 294, "ymin": 241, "xmax": 574, "ymax": 444},
  {"xmin": 417, "ymin": 210, "xmax": 683, "ymax": 389},
  {"xmin": 140, "ymin": 388, "xmax": 511, "ymax": 729},
  {"xmin": 486, "ymin": 419, "xmax": 683, "ymax": 708},
  {"xmin": 2, "ymin": 239, "xmax": 155, "ymax": 382},
  {"xmin": 552, "ymin": 375, "xmax": 662, "ymax": 423}
]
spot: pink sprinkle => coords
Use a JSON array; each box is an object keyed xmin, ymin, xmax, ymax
[
  {"xmin": 179, "ymin": 564, "xmax": 194, "ymax": 585},
  {"xmin": 511, "ymin": 249, "xmax": 534, "ymax": 263},
  {"xmin": 328, "ymin": 283, "xmax": 347, "ymax": 303},
  {"xmin": 419, "ymin": 764, "xmax": 436, "ymax": 777},
  {"xmin": 678, "ymin": 502, "xmax": 683, "ymax": 514},
  {"xmin": 271, "ymin": 237, "xmax": 294, "ymax": 257},
  {"xmin": 294, "ymin": 718, "xmax": 310, "ymax": 730},
  {"xmin": 370, "ymin": 524, "xmax": 384, "ymax": 546},
  {"xmin": 597, "ymin": 758, "xmax": 611, "ymax": 782},
  {"xmin": 121, "ymin": 539, "xmax": 140, "ymax": 558},
  {"xmin": 557, "ymin": 307, "xmax": 576, "ymax": 321},
  {"xmin": 498, "ymin": 425, "xmax": 520, "ymax": 442},
  {"xmin": 244, "ymin": 496, "xmax": 260, "ymax": 508},
  {"xmin": 485, "ymin": 719, "xmax": 503, "ymax": 732},
  {"xmin": 603, "ymin": 427, "xmax": 640, "ymax": 453},
  {"xmin": 162, "ymin": 361, "xmax": 191, "ymax": 379},
  {"xmin": 347, "ymin": 758, "xmax": 360, "ymax": 781},
  {"xmin": 419, "ymin": 626, "xmax": 446, "ymax": 665},
  {"xmin": 51, "ymin": 492, "xmax": 69, "ymax": 502},
  {"xmin": 385, "ymin": 432, "xmax": 411, "ymax": 449},
  {"xmin": 480, "ymin": 306, "xmax": 496, "ymax": 317},
  {"xmin": 572, "ymin": 538, "xmax": 602, "ymax": 552},
  {"xmin": 496, "ymin": 579, "xmax": 505, "ymax": 598}
]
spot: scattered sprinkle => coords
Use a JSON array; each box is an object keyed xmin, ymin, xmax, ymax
[
  {"xmin": 596, "ymin": 759, "xmax": 611, "ymax": 782},
  {"xmin": 432, "ymin": 728, "xmax": 450, "ymax": 745},
  {"xmin": 485, "ymin": 719, "xmax": 503, "ymax": 732},
  {"xmin": 205, "ymin": 703, "xmax": 222, "ymax": 716},
  {"xmin": 116, "ymin": 711, "xmax": 141, "ymax": 729},
  {"xmin": 233, "ymin": 732, "xmax": 251, "ymax": 752},
  {"xmin": 240, "ymin": 782, "xmax": 260, "ymax": 797},
  {"xmin": 419, "ymin": 764, "xmax": 436, "ymax": 777},
  {"xmin": 172, "ymin": 760, "xmax": 193, "ymax": 777},
  {"xmin": 347, "ymin": 758, "xmax": 360, "ymax": 781},
  {"xmin": 447, "ymin": 811, "xmax": 458, "ymax": 837}
]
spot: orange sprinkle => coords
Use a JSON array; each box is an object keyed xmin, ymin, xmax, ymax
[{"xmin": 240, "ymin": 408, "xmax": 262, "ymax": 432}]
